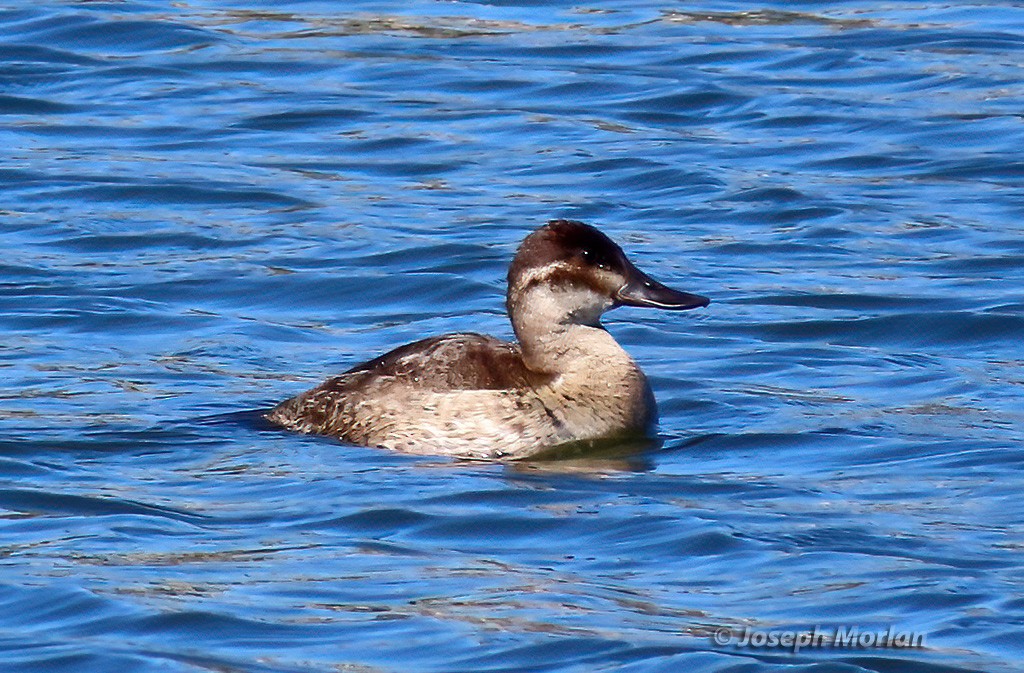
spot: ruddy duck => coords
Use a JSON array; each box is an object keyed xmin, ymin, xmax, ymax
[{"xmin": 266, "ymin": 219, "xmax": 709, "ymax": 459}]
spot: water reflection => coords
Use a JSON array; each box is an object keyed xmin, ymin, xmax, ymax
[{"xmin": 511, "ymin": 435, "xmax": 658, "ymax": 474}]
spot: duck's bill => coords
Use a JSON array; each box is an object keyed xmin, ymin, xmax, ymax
[{"xmin": 614, "ymin": 266, "xmax": 709, "ymax": 310}]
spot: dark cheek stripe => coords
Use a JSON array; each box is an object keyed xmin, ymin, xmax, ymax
[{"xmin": 520, "ymin": 266, "xmax": 611, "ymax": 295}]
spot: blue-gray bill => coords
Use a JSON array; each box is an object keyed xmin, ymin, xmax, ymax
[{"xmin": 614, "ymin": 263, "xmax": 710, "ymax": 310}]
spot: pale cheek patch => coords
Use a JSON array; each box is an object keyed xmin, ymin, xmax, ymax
[{"xmin": 513, "ymin": 263, "xmax": 621, "ymax": 325}]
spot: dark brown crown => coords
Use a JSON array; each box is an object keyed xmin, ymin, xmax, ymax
[{"xmin": 508, "ymin": 220, "xmax": 628, "ymax": 287}]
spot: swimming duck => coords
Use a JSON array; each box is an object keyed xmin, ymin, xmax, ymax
[{"xmin": 266, "ymin": 219, "xmax": 708, "ymax": 459}]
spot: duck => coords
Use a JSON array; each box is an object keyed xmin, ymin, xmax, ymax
[{"xmin": 265, "ymin": 219, "xmax": 709, "ymax": 460}]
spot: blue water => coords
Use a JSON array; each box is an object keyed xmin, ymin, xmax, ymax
[{"xmin": 2, "ymin": 1, "xmax": 1023, "ymax": 671}]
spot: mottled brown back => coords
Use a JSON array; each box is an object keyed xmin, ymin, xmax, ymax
[{"xmin": 338, "ymin": 333, "xmax": 546, "ymax": 392}]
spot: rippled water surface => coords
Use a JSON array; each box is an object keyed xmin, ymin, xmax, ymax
[{"xmin": 3, "ymin": 1, "xmax": 1024, "ymax": 671}]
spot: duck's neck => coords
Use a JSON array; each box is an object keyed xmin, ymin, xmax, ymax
[
  {"xmin": 508, "ymin": 287, "xmax": 628, "ymax": 374},
  {"xmin": 508, "ymin": 287, "xmax": 653, "ymax": 436}
]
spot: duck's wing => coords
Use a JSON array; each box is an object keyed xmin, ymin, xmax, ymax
[
  {"xmin": 266, "ymin": 333, "xmax": 560, "ymax": 450},
  {"xmin": 265, "ymin": 333, "xmax": 548, "ymax": 441},
  {"xmin": 341, "ymin": 332, "xmax": 538, "ymax": 391}
]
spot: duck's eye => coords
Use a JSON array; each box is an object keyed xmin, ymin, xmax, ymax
[{"xmin": 580, "ymin": 248, "xmax": 611, "ymax": 271}]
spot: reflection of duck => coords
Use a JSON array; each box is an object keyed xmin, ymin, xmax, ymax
[{"xmin": 266, "ymin": 219, "xmax": 709, "ymax": 459}]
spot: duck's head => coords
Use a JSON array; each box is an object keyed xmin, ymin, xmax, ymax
[{"xmin": 507, "ymin": 219, "xmax": 709, "ymax": 332}]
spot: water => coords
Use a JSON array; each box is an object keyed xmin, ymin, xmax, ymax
[{"xmin": 2, "ymin": 1, "xmax": 1023, "ymax": 671}]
